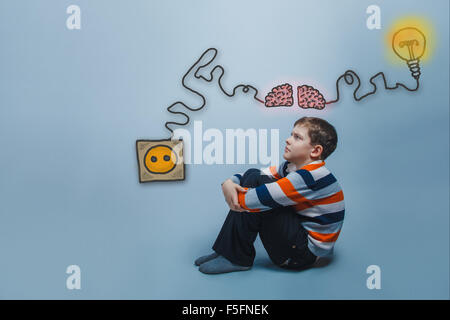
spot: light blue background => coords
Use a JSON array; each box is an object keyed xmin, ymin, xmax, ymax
[{"xmin": 0, "ymin": 0, "xmax": 448, "ymax": 299}]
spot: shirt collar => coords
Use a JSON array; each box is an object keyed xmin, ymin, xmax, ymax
[
  {"xmin": 285, "ymin": 160, "xmax": 325, "ymax": 173},
  {"xmin": 299, "ymin": 160, "xmax": 325, "ymax": 171}
]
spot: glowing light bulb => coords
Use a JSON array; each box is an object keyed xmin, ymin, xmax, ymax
[{"xmin": 392, "ymin": 27, "xmax": 426, "ymax": 79}]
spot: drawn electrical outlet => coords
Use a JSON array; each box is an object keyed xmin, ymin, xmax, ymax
[{"xmin": 136, "ymin": 139, "xmax": 185, "ymax": 182}]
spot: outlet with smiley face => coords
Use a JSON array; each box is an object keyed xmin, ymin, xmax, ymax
[{"xmin": 136, "ymin": 139, "xmax": 184, "ymax": 182}]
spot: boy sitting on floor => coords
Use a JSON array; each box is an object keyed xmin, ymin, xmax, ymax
[{"xmin": 195, "ymin": 117, "xmax": 345, "ymax": 274}]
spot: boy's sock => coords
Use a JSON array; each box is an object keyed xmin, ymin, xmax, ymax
[
  {"xmin": 194, "ymin": 252, "xmax": 219, "ymax": 266},
  {"xmin": 198, "ymin": 255, "xmax": 251, "ymax": 274}
]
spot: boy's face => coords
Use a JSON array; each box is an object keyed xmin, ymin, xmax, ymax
[{"xmin": 283, "ymin": 125, "xmax": 320, "ymax": 165}]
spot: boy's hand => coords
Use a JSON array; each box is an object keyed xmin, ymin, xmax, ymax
[{"xmin": 221, "ymin": 179, "xmax": 247, "ymax": 212}]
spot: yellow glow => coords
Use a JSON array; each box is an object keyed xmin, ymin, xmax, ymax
[{"xmin": 385, "ymin": 16, "xmax": 435, "ymax": 65}]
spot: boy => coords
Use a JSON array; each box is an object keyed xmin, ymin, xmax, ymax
[{"xmin": 195, "ymin": 117, "xmax": 344, "ymax": 274}]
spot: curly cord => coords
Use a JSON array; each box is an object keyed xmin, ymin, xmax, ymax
[
  {"xmin": 326, "ymin": 70, "xmax": 420, "ymax": 104},
  {"xmin": 164, "ymin": 48, "xmax": 264, "ymax": 137}
]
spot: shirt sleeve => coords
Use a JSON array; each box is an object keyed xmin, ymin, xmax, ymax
[
  {"xmin": 237, "ymin": 169, "xmax": 309, "ymax": 213},
  {"xmin": 229, "ymin": 173, "xmax": 242, "ymax": 185}
]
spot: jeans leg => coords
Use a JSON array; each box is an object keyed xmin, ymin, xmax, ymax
[
  {"xmin": 258, "ymin": 206, "xmax": 304, "ymax": 265},
  {"xmin": 212, "ymin": 169, "xmax": 274, "ymax": 266},
  {"xmin": 240, "ymin": 169, "xmax": 316, "ymax": 269},
  {"xmin": 212, "ymin": 209, "xmax": 261, "ymax": 267},
  {"xmin": 259, "ymin": 204, "xmax": 317, "ymax": 269}
]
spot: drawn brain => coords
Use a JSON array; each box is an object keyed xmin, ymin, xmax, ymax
[
  {"xmin": 297, "ymin": 85, "xmax": 326, "ymax": 110},
  {"xmin": 265, "ymin": 84, "xmax": 294, "ymax": 107}
]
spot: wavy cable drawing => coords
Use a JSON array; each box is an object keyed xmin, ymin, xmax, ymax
[
  {"xmin": 325, "ymin": 70, "xmax": 420, "ymax": 105},
  {"xmin": 164, "ymin": 48, "xmax": 264, "ymax": 136},
  {"xmin": 164, "ymin": 32, "xmax": 424, "ymax": 133}
]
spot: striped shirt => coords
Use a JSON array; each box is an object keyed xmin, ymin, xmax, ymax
[{"xmin": 230, "ymin": 160, "xmax": 345, "ymax": 257}]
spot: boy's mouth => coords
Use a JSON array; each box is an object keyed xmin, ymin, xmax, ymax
[{"xmin": 284, "ymin": 147, "xmax": 290, "ymax": 153}]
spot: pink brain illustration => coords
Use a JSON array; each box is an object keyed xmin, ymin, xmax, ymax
[
  {"xmin": 264, "ymin": 84, "xmax": 294, "ymax": 107},
  {"xmin": 297, "ymin": 85, "xmax": 326, "ymax": 110}
]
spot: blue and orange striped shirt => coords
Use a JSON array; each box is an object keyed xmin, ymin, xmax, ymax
[{"xmin": 230, "ymin": 160, "xmax": 345, "ymax": 257}]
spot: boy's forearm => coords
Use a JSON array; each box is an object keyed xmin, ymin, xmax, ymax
[
  {"xmin": 237, "ymin": 187, "xmax": 272, "ymax": 213},
  {"xmin": 237, "ymin": 172, "xmax": 303, "ymax": 212}
]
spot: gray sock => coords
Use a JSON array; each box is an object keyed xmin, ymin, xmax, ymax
[
  {"xmin": 194, "ymin": 252, "xmax": 219, "ymax": 266},
  {"xmin": 198, "ymin": 255, "xmax": 251, "ymax": 274}
]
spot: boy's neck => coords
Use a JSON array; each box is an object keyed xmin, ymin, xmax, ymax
[{"xmin": 293, "ymin": 158, "xmax": 322, "ymax": 170}]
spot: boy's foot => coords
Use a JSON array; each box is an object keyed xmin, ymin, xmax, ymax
[
  {"xmin": 194, "ymin": 252, "xmax": 219, "ymax": 266},
  {"xmin": 198, "ymin": 255, "xmax": 251, "ymax": 274}
]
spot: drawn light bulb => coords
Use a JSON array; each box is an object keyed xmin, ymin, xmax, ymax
[{"xmin": 392, "ymin": 27, "xmax": 426, "ymax": 79}]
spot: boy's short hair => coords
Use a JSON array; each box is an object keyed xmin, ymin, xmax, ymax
[{"xmin": 294, "ymin": 117, "xmax": 338, "ymax": 160}]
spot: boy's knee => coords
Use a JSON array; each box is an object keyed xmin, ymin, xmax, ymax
[
  {"xmin": 243, "ymin": 168, "xmax": 261, "ymax": 177},
  {"xmin": 239, "ymin": 169, "xmax": 261, "ymax": 188},
  {"xmin": 240, "ymin": 168, "xmax": 273, "ymax": 188}
]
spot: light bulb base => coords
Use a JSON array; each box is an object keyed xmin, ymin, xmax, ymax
[{"xmin": 407, "ymin": 59, "xmax": 421, "ymax": 80}]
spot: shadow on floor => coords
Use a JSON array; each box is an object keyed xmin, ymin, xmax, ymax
[{"xmin": 254, "ymin": 256, "xmax": 335, "ymax": 272}]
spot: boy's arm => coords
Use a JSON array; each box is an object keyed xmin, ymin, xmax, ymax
[
  {"xmin": 237, "ymin": 169, "xmax": 340, "ymax": 213},
  {"xmin": 221, "ymin": 161, "xmax": 289, "ymax": 212}
]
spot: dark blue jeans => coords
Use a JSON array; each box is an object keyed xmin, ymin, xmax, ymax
[{"xmin": 212, "ymin": 168, "xmax": 317, "ymax": 269}]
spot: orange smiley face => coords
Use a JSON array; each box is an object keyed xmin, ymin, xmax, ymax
[{"xmin": 144, "ymin": 145, "xmax": 178, "ymax": 174}]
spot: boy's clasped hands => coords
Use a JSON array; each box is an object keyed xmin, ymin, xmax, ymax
[{"xmin": 221, "ymin": 179, "xmax": 248, "ymax": 212}]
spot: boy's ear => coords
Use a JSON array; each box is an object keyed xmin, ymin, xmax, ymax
[{"xmin": 311, "ymin": 144, "xmax": 323, "ymax": 158}]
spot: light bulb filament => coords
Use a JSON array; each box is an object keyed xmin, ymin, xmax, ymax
[{"xmin": 399, "ymin": 39, "xmax": 419, "ymax": 60}]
